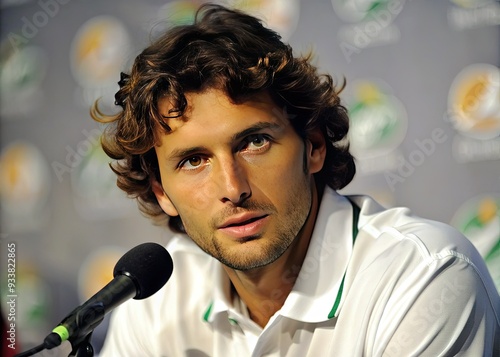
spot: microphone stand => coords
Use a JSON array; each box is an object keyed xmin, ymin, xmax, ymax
[
  {"xmin": 69, "ymin": 333, "xmax": 94, "ymax": 357},
  {"xmin": 66, "ymin": 302, "xmax": 105, "ymax": 357}
]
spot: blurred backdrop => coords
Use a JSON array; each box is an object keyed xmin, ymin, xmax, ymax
[{"xmin": 1, "ymin": 0, "xmax": 499, "ymax": 355}]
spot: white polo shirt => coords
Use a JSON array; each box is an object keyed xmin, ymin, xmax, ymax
[{"xmin": 100, "ymin": 188, "xmax": 500, "ymax": 356}]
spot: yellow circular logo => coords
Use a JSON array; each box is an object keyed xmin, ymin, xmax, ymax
[
  {"xmin": 0, "ymin": 142, "xmax": 50, "ymax": 217},
  {"xmin": 448, "ymin": 63, "xmax": 500, "ymax": 140},
  {"xmin": 70, "ymin": 16, "xmax": 130, "ymax": 88}
]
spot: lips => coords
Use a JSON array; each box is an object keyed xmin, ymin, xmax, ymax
[
  {"xmin": 218, "ymin": 213, "xmax": 269, "ymax": 239},
  {"xmin": 222, "ymin": 215, "xmax": 266, "ymax": 228}
]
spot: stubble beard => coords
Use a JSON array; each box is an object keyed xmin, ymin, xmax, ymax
[{"xmin": 185, "ymin": 176, "xmax": 313, "ymax": 271}]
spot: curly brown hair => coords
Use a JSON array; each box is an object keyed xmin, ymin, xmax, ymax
[{"xmin": 92, "ymin": 4, "xmax": 356, "ymax": 233}]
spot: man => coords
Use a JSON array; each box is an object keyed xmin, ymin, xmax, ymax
[{"xmin": 94, "ymin": 4, "xmax": 500, "ymax": 356}]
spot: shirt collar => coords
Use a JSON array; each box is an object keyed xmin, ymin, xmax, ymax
[
  {"xmin": 279, "ymin": 187, "xmax": 355, "ymax": 322},
  {"xmin": 203, "ymin": 262, "xmax": 232, "ymax": 323}
]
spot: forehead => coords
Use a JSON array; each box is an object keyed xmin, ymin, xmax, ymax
[{"xmin": 156, "ymin": 89, "xmax": 288, "ymax": 136}]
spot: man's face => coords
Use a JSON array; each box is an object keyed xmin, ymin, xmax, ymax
[{"xmin": 152, "ymin": 89, "xmax": 325, "ymax": 271}]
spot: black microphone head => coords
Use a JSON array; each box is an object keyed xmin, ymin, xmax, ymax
[{"xmin": 113, "ymin": 242, "xmax": 173, "ymax": 300}]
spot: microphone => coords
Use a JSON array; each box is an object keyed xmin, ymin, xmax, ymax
[{"xmin": 15, "ymin": 242, "xmax": 173, "ymax": 357}]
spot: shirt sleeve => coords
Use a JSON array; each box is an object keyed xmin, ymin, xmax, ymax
[{"xmin": 377, "ymin": 256, "xmax": 500, "ymax": 357}]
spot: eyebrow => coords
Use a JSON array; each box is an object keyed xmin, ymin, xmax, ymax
[
  {"xmin": 231, "ymin": 121, "xmax": 282, "ymax": 142},
  {"xmin": 167, "ymin": 121, "xmax": 282, "ymax": 162}
]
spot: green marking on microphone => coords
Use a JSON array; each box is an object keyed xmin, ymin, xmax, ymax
[{"xmin": 52, "ymin": 325, "xmax": 70, "ymax": 342}]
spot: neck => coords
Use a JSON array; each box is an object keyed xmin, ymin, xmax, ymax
[{"xmin": 224, "ymin": 180, "xmax": 322, "ymax": 328}]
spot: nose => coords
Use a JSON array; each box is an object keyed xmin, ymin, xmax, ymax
[{"xmin": 217, "ymin": 157, "xmax": 251, "ymax": 205}]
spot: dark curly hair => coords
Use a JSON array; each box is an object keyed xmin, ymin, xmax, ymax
[{"xmin": 92, "ymin": 4, "xmax": 356, "ymax": 233}]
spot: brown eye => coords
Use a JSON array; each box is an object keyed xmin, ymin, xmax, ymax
[
  {"xmin": 187, "ymin": 157, "xmax": 201, "ymax": 166},
  {"xmin": 180, "ymin": 156, "xmax": 203, "ymax": 170}
]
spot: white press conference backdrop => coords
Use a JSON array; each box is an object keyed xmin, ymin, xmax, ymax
[{"xmin": 0, "ymin": 0, "xmax": 499, "ymax": 354}]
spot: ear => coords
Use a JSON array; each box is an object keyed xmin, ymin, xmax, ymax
[
  {"xmin": 151, "ymin": 179, "xmax": 179, "ymax": 217},
  {"xmin": 306, "ymin": 129, "xmax": 327, "ymax": 174}
]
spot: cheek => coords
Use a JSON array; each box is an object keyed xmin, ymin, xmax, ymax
[
  {"xmin": 165, "ymin": 175, "xmax": 218, "ymax": 214},
  {"xmin": 256, "ymin": 148, "xmax": 307, "ymax": 191}
]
